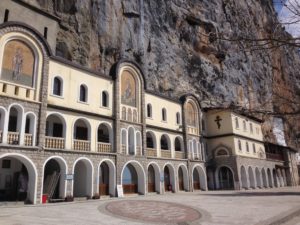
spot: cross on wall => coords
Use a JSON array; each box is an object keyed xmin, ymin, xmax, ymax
[{"xmin": 215, "ymin": 116, "xmax": 222, "ymax": 129}]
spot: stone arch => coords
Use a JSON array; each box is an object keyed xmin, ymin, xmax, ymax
[
  {"xmin": 240, "ymin": 165, "xmax": 248, "ymax": 189},
  {"xmin": 121, "ymin": 160, "xmax": 146, "ymax": 195},
  {"xmin": 273, "ymin": 169, "xmax": 278, "ymax": 187},
  {"xmin": 248, "ymin": 167, "xmax": 256, "ymax": 188},
  {"xmin": 178, "ymin": 164, "xmax": 189, "ymax": 191},
  {"xmin": 42, "ymin": 156, "xmax": 68, "ymax": 201},
  {"xmin": 72, "ymin": 118, "xmax": 91, "ymax": 140},
  {"xmin": 267, "ymin": 168, "xmax": 273, "ymax": 188},
  {"xmin": 0, "ymin": 153, "xmax": 37, "ymax": 204},
  {"xmin": 98, "ymin": 159, "xmax": 116, "ymax": 196},
  {"xmin": 72, "ymin": 157, "xmax": 93, "ymax": 198},
  {"xmin": 7, "ymin": 103, "xmax": 24, "ymax": 144},
  {"xmin": 255, "ymin": 167, "xmax": 262, "ymax": 188},
  {"xmin": 261, "ymin": 168, "xmax": 268, "ymax": 188},
  {"xmin": 147, "ymin": 162, "xmax": 161, "ymax": 193},
  {"xmin": 192, "ymin": 164, "xmax": 207, "ymax": 191},
  {"xmin": 163, "ymin": 163, "xmax": 176, "ymax": 192}
]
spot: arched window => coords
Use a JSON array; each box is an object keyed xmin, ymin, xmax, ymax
[
  {"xmin": 162, "ymin": 108, "xmax": 167, "ymax": 121},
  {"xmin": 235, "ymin": 117, "xmax": 239, "ymax": 129},
  {"xmin": 252, "ymin": 143, "xmax": 256, "ymax": 153},
  {"xmin": 122, "ymin": 107, "xmax": 126, "ymax": 120},
  {"xmin": 250, "ymin": 123, "xmax": 253, "ymax": 134},
  {"xmin": 79, "ymin": 85, "xmax": 87, "ymax": 102},
  {"xmin": 53, "ymin": 77, "xmax": 62, "ymax": 96},
  {"xmin": 216, "ymin": 149, "xmax": 228, "ymax": 156},
  {"xmin": 160, "ymin": 135, "xmax": 169, "ymax": 150},
  {"xmin": 102, "ymin": 91, "xmax": 108, "ymax": 107},
  {"xmin": 238, "ymin": 140, "xmax": 242, "ymax": 151},
  {"xmin": 176, "ymin": 112, "xmax": 181, "ymax": 125},
  {"xmin": 246, "ymin": 142, "xmax": 249, "ymax": 152},
  {"xmin": 243, "ymin": 120, "xmax": 247, "ymax": 131},
  {"xmin": 202, "ymin": 119, "xmax": 205, "ymax": 131},
  {"xmin": 175, "ymin": 137, "xmax": 182, "ymax": 151},
  {"xmin": 147, "ymin": 104, "xmax": 152, "ymax": 118}
]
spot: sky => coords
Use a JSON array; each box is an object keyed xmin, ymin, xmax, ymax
[{"xmin": 274, "ymin": 0, "xmax": 300, "ymax": 37}]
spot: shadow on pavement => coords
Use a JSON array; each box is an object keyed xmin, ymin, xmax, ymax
[{"xmin": 203, "ymin": 191, "xmax": 300, "ymax": 197}]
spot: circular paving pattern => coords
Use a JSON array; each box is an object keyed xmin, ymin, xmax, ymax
[{"xmin": 104, "ymin": 200, "xmax": 201, "ymax": 223}]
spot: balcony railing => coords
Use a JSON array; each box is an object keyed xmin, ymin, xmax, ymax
[
  {"xmin": 45, "ymin": 136, "xmax": 65, "ymax": 149},
  {"xmin": 97, "ymin": 142, "xmax": 112, "ymax": 153},
  {"xmin": 161, "ymin": 150, "xmax": 172, "ymax": 158},
  {"xmin": 175, "ymin": 151, "xmax": 185, "ymax": 159},
  {"xmin": 24, "ymin": 134, "xmax": 33, "ymax": 146},
  {"xmin": 266, "ymin": 153, "xmax": 284, "ymax": 161},
  {"xmin": 73, "ymin": 139, "xmax": 90, "ymax": 151},
  {"xmin": 146, "ymin": 148, "xmax": 157, "ymax": 157},
  {"xmin": 7, "ymin": 132, "xmax": 19, "ymax": 145}
]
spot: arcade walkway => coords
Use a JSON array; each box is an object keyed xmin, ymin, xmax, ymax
[{"xmin": 1, "ymin": 187, "xmax": 300, "ymax": 225}]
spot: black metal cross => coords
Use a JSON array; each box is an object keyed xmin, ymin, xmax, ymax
[{"xmin": 215, "ymin": 115, "xmax": 222, "ymax": 129}]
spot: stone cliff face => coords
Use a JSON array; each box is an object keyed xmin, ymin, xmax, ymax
[{"xmin": 27, "ymin": 0, "xmax": 300, "ymax": 148}]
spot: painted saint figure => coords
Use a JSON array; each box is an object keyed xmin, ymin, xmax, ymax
[{"xmin": 12, "ymin": 48, "xmax": 23, "ymax": 80}]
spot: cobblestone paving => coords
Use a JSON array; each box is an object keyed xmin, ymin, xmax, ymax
[
  {"xmin": 0, "ymin": 187, "xmax": 300, "ymax": 225},
  {"xmin": 104, "ymin": 200, "xmax": 201, "ymax": 223}
]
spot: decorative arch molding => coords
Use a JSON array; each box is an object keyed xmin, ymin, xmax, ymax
[
  {"xmin": 212, "ymin": 145, "xmax": 233, "ymax": 158},
  {"xmin": 46, "ymin": 111, "xmax": 67, "ymax": 138},
  {"xmin": 0, "ymin": 153, "xmax": 38, "ymax": 204},
  {"xmin": 97, "ymin": 121, "xmax": 113, "ymax": 145},
  {"xmin": 162, "ymin": 162, "xmax": 176, "ymax": 192}
]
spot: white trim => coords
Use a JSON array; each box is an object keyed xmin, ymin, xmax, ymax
[
  {"xmin": 51, "ymin": 75, "xmax": 64, "ymax": 98},
  {"xmin": 177, "ymin": 163, "xmax": 189, "ymax": 191},
  {"xmin": 146, "ymin": 162, "xmax": 161, "ymax": 194},
  {"xmin": 191, "ymin": 164, "xmax": 207, "ymax": 191},
  {"xmin": 97, "ymin": 159, "xmax": 116, "ymax": 196},
  {"xmin": 78, "ymin": 83, "xmax": 88, "ymax": 103},
  {"xmin": 162, "ymin": 163, "xmax": 176, "ymax": 192},
  {"xmin": 24, "ymin": 111, "xmax": 37, "ymax": 146}
]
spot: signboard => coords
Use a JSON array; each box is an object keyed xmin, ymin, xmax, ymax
[
  {"xmin": 65, "ymin": 174, "xmax": 74, "ymax": 180},
  {"xmin": 117, "ymin": 185, "xmax": 124, "ymax": 197}
]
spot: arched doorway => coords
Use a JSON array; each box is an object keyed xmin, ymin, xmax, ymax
[
  {"xmin": 240, "ymin": 166, "xmax": 248, "ymax": 189},
  {"xmin": 267, "ymin": 169, "xmax": 273, "ymax": 188},
  {"xmin": 273, "ymin": 169, "xmax": 278, "ymax": 187},
  {"xmin": 148, "ymin": 165, "xmax": 156, "ymax": 193},
  {"xmin": 255, "ymin": 168, "xmax": 262, "ymax": 188},
  {"xmin": 164, "ymin": 166, "xmax": 171, "ymax": 192},
  {"xmin": 99, "ymin": 162, "xmax": 109, "ymax": 196},
  {"xmin": 122, "ymin": 164, "xmax": 138, "ymax": 194},
  {"xmin": 73, "ymin": 159, "xmax": 93, "ymax": 198},
  {"xmin": 43, "ymin": 158, "xmax": 67, "ymax": 202},
  {"xmin": 248, "ymin": 167, "xmax": 255, "ymax": 188},
  {"xmin": 0, "ymin": 154, "xmax": 37, "ymax": 204},
  {"xmin": 262, "ymin": 168, "xmax": 268, "ymax": 188},
  {"xmin": 178, "ymin": 167, "xmax": 184, "ymax": 191},
  {"xmin": 193, "ymin": 169, "xmax": 200, "ymax": 190},
  {"xmin": 218, "ymin": 166, "xmax": 234, "ymax": 190},
  {"xmin": 193, "ymin": 166, "xmax": 207, "ymax": 191}
]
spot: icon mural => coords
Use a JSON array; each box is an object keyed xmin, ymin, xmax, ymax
[
  {"xmin": 1, "ymin": 40, "xmax": 35, "ymax": 87},
  {"xmin": 121, "ymin": 71, "xmax": 136, "ymax": 107}
]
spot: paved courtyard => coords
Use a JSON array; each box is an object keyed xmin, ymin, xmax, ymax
[{"xmin": 1, "ymin": 187, "xmax": 300, "ymax": 225}]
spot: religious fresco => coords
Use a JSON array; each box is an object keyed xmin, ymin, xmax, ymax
[
  {"xmin": 1, "ymin": 40, "xmax": 35, "ymax": 87},
  {"xmin": 186, "ymin": 102, "xmax": 197, "ymax": 127},
  {"xmin": 121, "ymin": 71, "xmax": 136, "ymax": 107}
]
